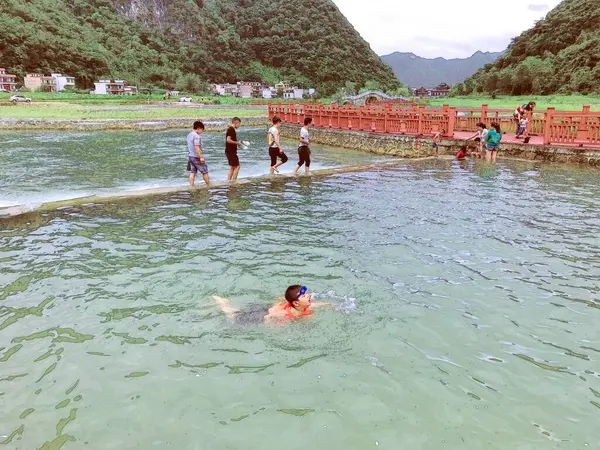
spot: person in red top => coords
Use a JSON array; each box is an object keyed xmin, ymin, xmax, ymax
[
  {"xmin": 213, "ymin": 285, "xmax": 329, "ymax": 324},
  {"xmin": 455, "ymin": 145, "xmax": 468, "ymax": 160}
]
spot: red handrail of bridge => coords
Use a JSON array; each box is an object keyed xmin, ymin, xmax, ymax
[{"xmin": 268, "ymin": 103, "xmax": 600, "ymax": 148}]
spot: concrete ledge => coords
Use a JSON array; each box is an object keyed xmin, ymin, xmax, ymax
[
  {"xmin": 280, "ymin": 124, "xmax": 600, "ymax": 166},
  {"xmin": 0, "ymin": 117, "xmax": 267, "ymax": 132}
]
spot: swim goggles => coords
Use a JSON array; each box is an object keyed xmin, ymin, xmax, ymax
[{"xmin": 296, "ymin": 286, "xmax": 308, "ymax": 299}]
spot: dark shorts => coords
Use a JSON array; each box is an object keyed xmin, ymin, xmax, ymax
[
  {"xmin": 188, "ymin": 156, "xmax": 208, "ymax": 174},
  {"xmin": 486, "ymin": 143, "xmax": 499, "ymax": 151},
  {"xmin": 230, "ymin": 304, "xmax": 270, "ymax": 325},
  {"xmin": 225, "ymin": 149, "xmax": 239, "ymax": 167},
  {"xmin": 517, "ymin": 126, "xmax": 526, "ymax": 135},
  {"xmin": 269, "ymin": 147, "xmax": 288, "ymax": 166},
  {"xmin": 298, "ymin": 146, "xmax": 311, "ymax": 167}
]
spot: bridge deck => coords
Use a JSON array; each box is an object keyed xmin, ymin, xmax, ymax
[{"xmin": 453, "ymin": 131, "xmax": 600, "ymax": 150}]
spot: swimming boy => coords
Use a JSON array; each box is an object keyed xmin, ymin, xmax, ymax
[
  {"xmin": 226, "ymin": 117, "xmax": 242, "ymax": 181},
  {"xmin": 294, "ymin": 117, "xmax": 313, "ymax": 176},
  {"xmin": 187, "ymin": 121, "xmax": 209, "ymax": 186},
  {"xmin": 268, "ymin": 117, "xmax": 288, "ymax": 174},
  {"xmin": 213, "ymin": 285, "xmax": 329, "ymax": 324}
]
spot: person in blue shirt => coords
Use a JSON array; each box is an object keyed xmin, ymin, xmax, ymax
[
  {"xmin": 187, "ymin": 121, "xmax": 209, "ymax": 186},
  {"xmin": 485, "ymin": 122, "xmax": 503, "ymax": 163}
]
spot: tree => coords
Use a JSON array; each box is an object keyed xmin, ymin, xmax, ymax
[
  {"xmin": 360, "ymin": 80, "xmax": 382, "ymax": 93},
  {"xmin": 175, "ymin": 73, "xmax": 208, "ymax": 94}
]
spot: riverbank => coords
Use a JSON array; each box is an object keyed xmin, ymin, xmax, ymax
[
  {"xmin": 0, "ymin": 101, "xmax": 267, "ymax": 126},
  {"xmin": 279, "ymin": 124, "xmax": 600, "ymax": 166},
  {"xmin": 0, "ymin": 117, "xmax": 267, "ymax": 131}
]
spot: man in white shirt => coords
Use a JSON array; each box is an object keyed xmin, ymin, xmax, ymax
[
  {"xmin": 294, "ymin": 117, "xmax": 313, "ymax": 175},
  {"xmin": 268, "ymin": 116, "xmax": 288, "ymax": 174}
]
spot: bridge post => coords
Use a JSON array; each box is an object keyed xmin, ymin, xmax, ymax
[
  {"xmin": 384, "ymin": 108, "xmax": 389, "ymax": 133},
  {"xmin": 359, "ymin": 106, "xmax": 363, "ymax": 131},
  {"xmin": 543, "ymin": 107, "xmax": 555, "ymax": 145},
  {"xmin": 446, "ymin": 107, "xmax": 456, "ymax": 137},
  {"xmin": 481, "ymin": 104, "xmax": 488, "ymax": 125},
  {"xmin": 577, "ymin": 105, "xmax": 591, "ymax": 142},
  {"xmin": 417, "ymin": 106, "xmax": 425, "ymax": 134}
]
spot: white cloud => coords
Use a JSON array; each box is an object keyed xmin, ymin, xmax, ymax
[{"xmin": 332, "ymin": 0, "xmax": 562, "ymax": 58}]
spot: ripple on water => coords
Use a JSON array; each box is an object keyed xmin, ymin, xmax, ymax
[{"xmin": 1, "ymin": 159, "xmax": 600, "ymax": 448}]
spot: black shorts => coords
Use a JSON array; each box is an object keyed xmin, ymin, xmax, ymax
[
  {"xmin": 269, "ymin": 147, "xmax": 288, "ymax": 166},
  {"xmin": 298, "ymin": 146, "xmax": 311, "ymax": 167},
  {"xmin": 225, "ymin": 149, "xmax": 239, "ymax": 167}
]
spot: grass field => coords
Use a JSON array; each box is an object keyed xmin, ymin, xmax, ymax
[
  {"xmin": 0, "ymin": 102, "xmax": 266, "ymax": 120},
  {"xmin": 0, "ymin": 92, "xmax": 308, "ymax": 106},
  {"xmin": 429, "ymin": 95, "xmax": 600, "ymax": 111}
]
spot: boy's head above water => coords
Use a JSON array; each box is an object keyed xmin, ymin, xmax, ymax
[{"xmin": 285, "ymin": 285, "xmax": 312, "ymax": 309}]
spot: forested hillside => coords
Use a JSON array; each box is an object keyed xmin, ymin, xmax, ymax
[
  {"xmin": 461, "ymin": 0, "xmax": 600, "ymax": 95},
  {"xmin": 0, "ymin": 0, "xmax": 401, "ymax": 94},
  {"xmin": 381, "ymin": 51, "xmax": 503, "ymax": 87}
]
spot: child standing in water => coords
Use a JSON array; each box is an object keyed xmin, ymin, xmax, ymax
[
  {"xmin": 268, "ymin": 117, "xmax": 288, "ymax": 174},
  {"xmin": 294, "ymin": 117, "xmax": 313, "ymax": 176},
  {"xmin": 469, "ymin": 122, "xmax": 488, "ymax": 158},
  {"xmin": 432, "ymin": 129, "xmax": 443, "ymax": 153},
  {"xmin": 485, "ymin": 122, "xmax": 502, "ymax": 162}
]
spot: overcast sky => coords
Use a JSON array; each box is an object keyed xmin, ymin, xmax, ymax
[{"xmin": 332, "ymin": 0, "xmax": 563, "ymax": 59}]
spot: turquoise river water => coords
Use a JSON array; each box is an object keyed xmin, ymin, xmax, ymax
[{"xmin": 0, "ymin": 130, "xmax": 599, "ymax": 449}]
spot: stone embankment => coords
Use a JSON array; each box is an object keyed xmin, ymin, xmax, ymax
[
  {"xmin": 280, "ymin": 124, "xmax": 600, "ymax": 166},
  {"xmin": 0, "ymin": 117, "xmax": 267, "ymax": 131}
]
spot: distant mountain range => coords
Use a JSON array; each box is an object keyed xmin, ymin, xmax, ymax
[{"xmin": 380, "ymin": 51, "xmax": 504, "ymax": 88}]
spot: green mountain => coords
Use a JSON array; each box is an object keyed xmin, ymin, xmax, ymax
[
  {"xmin": 0, "ymin": 0, "xmax": 401, "ymax": 95},
  {"xmin": 380, "ymin": 51, "xmax": 503, "ymax": 88},
  {"xmin": 461, "ymin": 0, "xmax": 600, "ymax": 95}
]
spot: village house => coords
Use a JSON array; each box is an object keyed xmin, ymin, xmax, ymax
[
  {"xmin": 51, "ymin": 73, "xmax": 75, "ymax": 91},
  {"xmin": 24, "ymin": 73, "xmax": 57, "ymax": 92},
  {"xmin": 414, "ymin": 87, "xmax": 430, "ymax": 97},
  {"xmin": 430, "ymin": 83, "xmax": 451, "ymax": 97},
  {"xmin": 213, "ymin": 83, "xmax": 239, "ymax": 96},
  {"xmin": 92, "ymin": 80, "xmax": 137, "ymax": 95},
  {"xmin": 238, "ymin": 81, "xmax": 261, "ymax": 99},
  {"xmin": 0, "ymin": 67, "xmax": 17, "ymax": 92},
  {"xmin": 283, "ymin": 87, "xmax": 304, "ymax": 99}
]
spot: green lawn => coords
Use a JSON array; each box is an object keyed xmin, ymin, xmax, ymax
[
  {"xmin": 429, "ymin": 95, "xmax": 600, "ymax": 111},
  {"xmin": 0, "ymin": 102, "xmax": 266, "ymax": 120}
]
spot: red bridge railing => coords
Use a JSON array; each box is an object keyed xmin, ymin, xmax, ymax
[{"xmin": 268, "ymin": 103, "xmax": 600, "ymax": 148}]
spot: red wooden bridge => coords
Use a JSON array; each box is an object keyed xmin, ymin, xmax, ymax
[{"xmin": 268, "ymin": 103, "xmax": 600, "ymax": 149}]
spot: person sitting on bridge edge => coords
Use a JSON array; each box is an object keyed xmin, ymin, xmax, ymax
[
  {"xmin": 268, "ymin": 116, "xmax": 288, "ymax": 174},
  {"xmin": 213, "ymin": 285, "xmax": 330, "ymax": 324}
]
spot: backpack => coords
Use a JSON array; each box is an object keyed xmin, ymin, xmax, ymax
[{"xmin": 488, "ymin": 130, "xmax": 502, "ymax": 145}]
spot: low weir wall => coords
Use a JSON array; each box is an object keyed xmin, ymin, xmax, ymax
[{"xmin": 280, "ymin": 124, "xmax": 600, "ymax": 166}]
